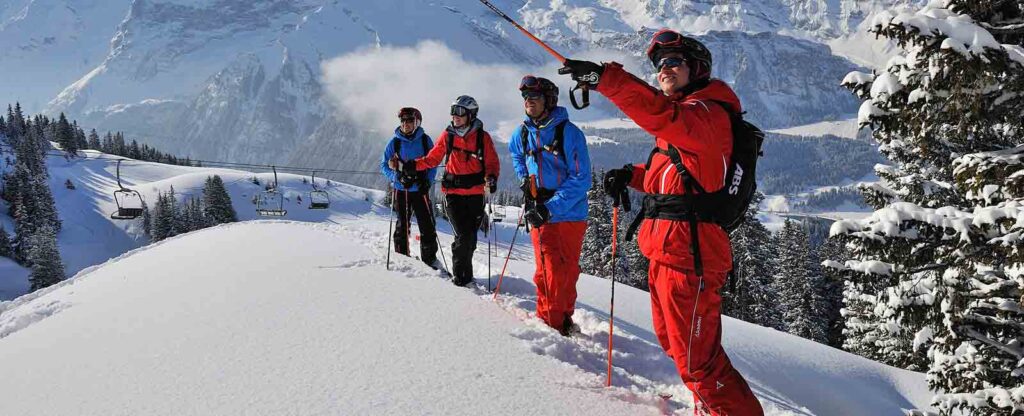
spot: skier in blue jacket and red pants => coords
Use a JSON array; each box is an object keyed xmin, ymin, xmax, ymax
[{"xmin": 509, "ymin": 76, "xmax": 592, "ymax": 336}]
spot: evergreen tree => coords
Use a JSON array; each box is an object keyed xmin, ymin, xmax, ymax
[
  {"xmin": 27, "ymin": 224, "xmax": 64, "ymax": 291},
  {"xmin": 0, "ymin": 226, "xmax": 11, "ymax": 259},
  {"xmin": 202, "ymin": 175, "xmax": 236, "ymax": 224},
  {"xmin": 774, "ymin": 219, "xmax": 828, "ymax": 343},
  {"xmin": 833, "ymin": 1, "xmax": 1023, "ymax": 413},
  {"xmin": 86, "ymin": 129, "xmax": 100, "ymax": 150},
  {"xmin": 54, "ymin": 113, "xmax": 77, "ymax": 156},
  {"xmin": 816, "ymin": 236, "xmax": 848, "ymax": 348},
  {"xmin": 581, "ymin": 171, "xmax": 611, "ymax": 277},
  {"xmin": 141, "ymin": 200, "xmax": 152, "ymax": 237},
  {"xmin": 722, "ymin": 192, "xmax": 783, "ymax": 329},
  {"xmin": 151, "ymin": 192, "xmax": 175, "ymax": 241}
]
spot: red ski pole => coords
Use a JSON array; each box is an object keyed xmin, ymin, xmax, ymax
[
  {"xmin": 606, "ymin": 204, "xmax": 619, "ymax": 387},
  {"xmin": 492, "ymin": 206, "xmax": 526, "ymax": 300},
  {"xmin": 476, "ymin": 0, "xmax": 590, "ymax": 109}
]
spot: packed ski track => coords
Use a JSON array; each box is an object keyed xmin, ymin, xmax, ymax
[{"xmin": 0, "ymin": 154, "xmax": 932, "ymax": 415}]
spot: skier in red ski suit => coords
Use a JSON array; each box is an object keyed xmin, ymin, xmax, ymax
[{"xmin": 559, "ymin": 30, "xmax": 763, "ymax": 416}]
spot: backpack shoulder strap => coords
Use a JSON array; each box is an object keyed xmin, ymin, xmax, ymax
[
  {"xmin": 519, "ymin": 124, "xmax": 530, "ymax": 157},
  {"xmin": 394, "ymin": 137, "xmax": 403, "ymax": 160},
  {"xmin": 475, "ymin": 129, "xmax": 485, "ymax": 160},
  {"xmin": 444, "ymin": 132, "xmax": 454, "ymax": 165},
  {"xmin": 553, "ymin": 120, "xmax": 568, "ymax": 165},
  {"xmin": 420, "ymin": 133, "xmax": 429, "ymax": 156}
]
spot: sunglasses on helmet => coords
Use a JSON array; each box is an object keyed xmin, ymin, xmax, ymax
[
  {"xmin": 656, "ymin": 57, "xmax": 686, "ymax": 72},
  {"xmin": 450, "ymin": 105, "xmax": 470, "ymax": 117},
  {"xmin": 400, "ymin": 117, "xmax": 417, "ymax": 123}
]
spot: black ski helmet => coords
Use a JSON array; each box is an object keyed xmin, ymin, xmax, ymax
[
  {"xmin": 646, "ymin": 29, "xmax": 712, "ymax": 81},
  {"xmin": 519, "ymin": 75, "xmax": 559, "ymax": 110}
]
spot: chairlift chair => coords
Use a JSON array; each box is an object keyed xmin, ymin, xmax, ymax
[
  {"xmin": 308, "ymin": 171, "xmax": 330, "ymax": 210},
  {"xmin": 110, "ymin": 160, "xmax": 145, "ymax": 220},
  {"xmin": 256, "ymin": 166, "xmax": 287, "ymax": 216}
]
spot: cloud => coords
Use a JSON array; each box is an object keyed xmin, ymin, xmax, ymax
[{"xmin": 322, "ymin": 41, "xmax": 535, "ymax": 140}]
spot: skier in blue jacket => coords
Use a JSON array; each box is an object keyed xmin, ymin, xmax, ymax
[
  {"xmin": 381, "ymin": 107, "xmax": 439, "ymax": 267},
  {"xmin": 508, "ymin": 76, "xmax": 592, "ymax": 336}
]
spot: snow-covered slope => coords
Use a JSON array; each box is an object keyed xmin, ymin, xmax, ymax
[
  {"xmin": 11, "ymin": 148, "xmax": 381, "ymax": 301},
  {"xmin": 0, "ymin": 217, "xmax": 932, "ymax": 415}
]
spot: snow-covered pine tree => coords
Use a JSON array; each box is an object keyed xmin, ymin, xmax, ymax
[
  {"xmin": 617, "ymin": 207, "xmax": 649, "ymax": 291},
  {"xmin": 151, "ymin": 192, "xmax": 174, "ymax": 242},
  {"xmin": 0, "ymin": 226, "xmax": 12, "ymax": 259},
  {"xmin": 924, "ymin": 147, "xmax": 1023, "ymax": 415},
  {"xmin": 54, "ymin": 113, "xmax": 77, "ymax": 157},
  {"xmin": 86, "ymin": 129, "xmax": 100, "ymax": 150},
  {"xmin": 203, "ymin": 175, "xmax": 237, "ymax": 225},
  {"xmin": 816, "ymin": 236, "xmax": 848, "ymax": 348},
  {"xmin": 581, "ymin": 171, "xmax": 612, "ymax": 278},
  {"xmin": 722, "ymin": 192, "xmax": 783, "ymax": 330},
  {"xmin": 141, "ymin": 201, "xmax": 152, "ymax": 238},
  {"xmin": 831, "ymin": 0, "xmax": 1023, "ymax": 412},
  {"xmin": 775, "ymin": 219, "xmax": 828, "ymax": 343},
  {"xmin": 27, "ymin": 224, "xmax": 64, "ymax": 291}
]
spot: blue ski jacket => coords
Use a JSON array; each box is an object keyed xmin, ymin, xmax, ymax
[
  {"xmin": 509, "ymin": 106, "xmax": 592, "ymax": 223},
  {"xmin": 380, "ymin": 127, "xmax": 437, "ymax": 192}
]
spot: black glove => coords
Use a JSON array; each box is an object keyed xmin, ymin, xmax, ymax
[
  {"xmin": 524, "ymin": 202, "xmax": 550, "ymax": 228},
  {"xmin": 603, "ymin": 165, "xmax": 633, "ymax": 197},
  {"xmin": 399, "ymin": 174, "xmax": 417, "ymax": 188},
  {"xmin": 401, "ymin": 160, "xmax": 420, "ymax": 177},
  {"xmin": 558, "ymin": 59, "xmax": 603, "ymax": 88},
  {"xmin": 485, "ymin": 175, "xmax": 497, "ymax": 194}
]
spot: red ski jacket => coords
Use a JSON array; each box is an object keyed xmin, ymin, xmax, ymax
[
  {"xmin": 597, "ymin": 63, "xmax": 739, "ymax": 274},
  {"xmin": 415, "ymin": 122, "xmax": 500, "ymax": 196}
]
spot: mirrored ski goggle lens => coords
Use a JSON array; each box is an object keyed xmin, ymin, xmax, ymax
[
  {"xmin": 652, "ymin": 30, "xmax": 683, "ymax": 47},
  {"xmin": 519, "ymin": 76, "xmax": 540, "ymax": 90},
  {"xmin": 450, "ymin": 105, "xmax": 470, "ymax": 116},
  {"xmin": 521, "ymin": 91, "xmax": 544, "ymax": 101},
  {"xmin": 656, "ymin": 57, "xmax": 686, "ymax": 71}
]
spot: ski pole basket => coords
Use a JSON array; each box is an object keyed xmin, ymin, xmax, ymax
[
  {"xmin": 110, "ymin": 159, "xmax": 145, "ymax": 220},
  {"xmin": 256, "ymin": 166, "xmax": 287, "ymax": 216}
]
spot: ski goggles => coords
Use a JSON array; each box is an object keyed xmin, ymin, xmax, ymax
[
  {"xmin": 519, "ymin": 75, "xmax": 542, "ymax": 91},
  {"xmin": 450, "ymin": 105, "xmax": 471, "ymax": 117},
  {"xmin": 646, "ymin": 29, "xmax": 685, "ymax": 57},
  {"xmin": 521, "ymin": 90, "xmax": 544, "ymax": 101},
  {"xmin": 655, "ymin": 57, "xmax": 686, "ymax": 72}
]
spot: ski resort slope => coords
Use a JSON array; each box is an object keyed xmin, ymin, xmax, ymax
[{"xmin": 0, "ymin": 224, "xmax": 933, "ymax": 412}]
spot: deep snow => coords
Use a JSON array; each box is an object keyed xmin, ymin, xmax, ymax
[{"xmin": 0, "ymin": 154, "xmax": 934, "ymax": 414}]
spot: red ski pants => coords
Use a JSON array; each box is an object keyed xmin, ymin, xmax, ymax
[
  {"xmin": 648, "ymin": 261, "xmax": 763, "ymax": 416},
  {"xmin": 530, "ymin": 221, "xmax": 587, "ymax": 330}
]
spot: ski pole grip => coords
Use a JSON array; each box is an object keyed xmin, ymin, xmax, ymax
[{"xmin": 570, "ymin": 84, "xmax": 590, "ymax": 110}]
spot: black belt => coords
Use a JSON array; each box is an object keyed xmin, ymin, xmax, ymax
[
  {"xmin": 442, "ymin": 172, "xmax": 485, "ymax": 189},
  {"xmin": 625, "ymin": 192, "xmax": 717, "ymax": 277}
]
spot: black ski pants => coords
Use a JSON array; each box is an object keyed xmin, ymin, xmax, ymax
[
  {"xmin": 393, "ymin": 189, "xmax": 438, "ymax": 265},
  {"xmin": 444, "ymin": 193, "xmax": 484, "ymax": 285}
]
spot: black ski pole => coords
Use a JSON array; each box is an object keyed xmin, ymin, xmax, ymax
[{"xmin": 424, "ymin": 193, "xmax": 451, "ymax": 277}]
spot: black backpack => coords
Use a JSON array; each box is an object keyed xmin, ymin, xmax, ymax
[
  {"xmin": 640, "ymin": 101, "xmax": 763, "ymax": 233},
  {"xmin": 714, "ymin": 102, "xmax": 764, "ymax": 232}
]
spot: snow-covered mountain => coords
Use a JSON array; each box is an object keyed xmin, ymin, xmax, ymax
[
  {"xmin": 0, "ymin": 150, "xmax": 933, "ymax": 414},
  {"xmin": 0, "ymin": 0, "xmax": 914, "ymax": 185}
]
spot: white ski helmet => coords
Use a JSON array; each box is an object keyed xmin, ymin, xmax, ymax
[{"xmin": 450, "ymin": 95, "xmax": 479, "ymax": 119}]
